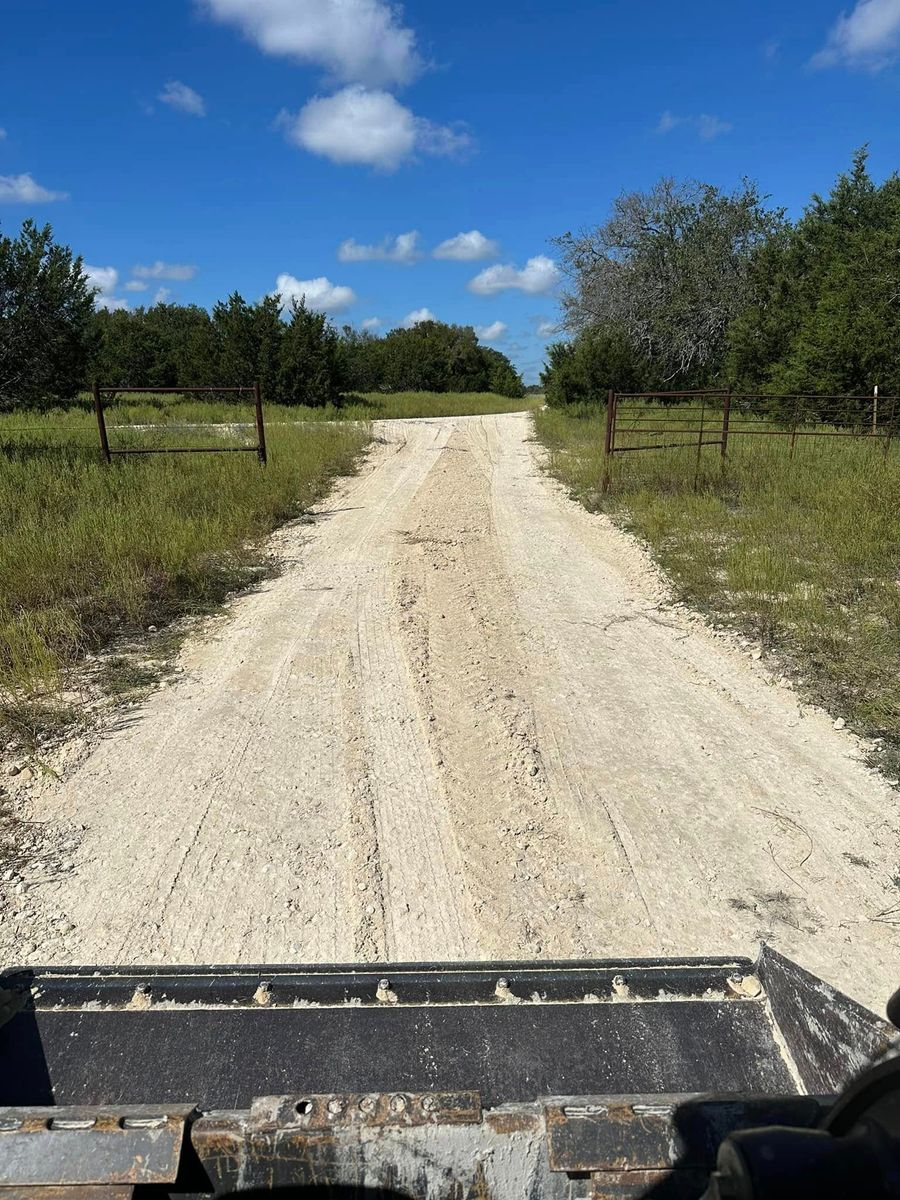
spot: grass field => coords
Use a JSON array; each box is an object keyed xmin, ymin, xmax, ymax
[
  {"xmin": 0, "ymin": 389, "xmax": 531, "ymax": 733},
  {"xmin": 54, "ymin": 389, "xmax": 539, "ymax": 429},
  {"xmin": 0, "ymin": 406, "xmax": 368, "ymax": 728},
  {"xmin": 535, "ymin": 403, "xmax": 900, "ymax": 775}
]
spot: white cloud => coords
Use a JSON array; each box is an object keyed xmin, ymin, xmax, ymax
[
  {"xmin": 0, "ymin": 128, "xmax": 6, "ymax": 140},
  {"xmin": 273, "ymin": 272, "xmax": 357, "ymax": 313},
  {"xmin": 656, "ymin": 111, "xmax": 733, "ymax": 140},
  {"xmin": 123, "ymin": 280, "xmax": 149, "ymax": 292},
  {"xmin": 696, "ymin": 114, "xmax": 733, "ymax": 140},
  {"xmin": 85, "ymin": 265, "xmax": 128, "ymax": 311},
  {"xmin": 433, "ymin": 230, "xmax": 499, "ymax": 261},
  {"xmin": 158, "ymin": 80, "xmax": 207, "ymax": 117},
  {"xmin": 403, "ymin": 307, "xmax": 435, "ymax": 327},
  {"xmin": 132, "ymin": 261, "xmax": 198, "ymax": 280},
  {"xmin": 536, "ymin": 318, "xmax": 557, "ymax": 338},
  {"xmin": 361, "ymin": 316, "xmax": 382, "ymax": 330},
  {"xmin": 812, "ymin": 0, "xmax": 900, "ymax": 69},
  {"xmin": 468, "ymin": 255, "xmax": 560, "ymax": 297},
  {"xmin": 338, "ymin": 230, "xmax": 422, "ymax": 263},
  {"xmin": 0, "ymin": 173, "xmax": 68, "ymax": 203},
  {"xmin": 84, "ymin": 265, "xmax": 119, "ymax": 295},
  {"xmin": 475, "ymin": 320, "xmax": 507, "ymax": 342},
  {"xmin": 199, "ymin": 0, "xmax": 421, "ymax": 87},
  {"xmin": 280, "ymin": 86, "xmax": 472, "ymax": 170},
  {"xmin": 153, "ymin": 287, "xmax": 173, "ymax": 304}
]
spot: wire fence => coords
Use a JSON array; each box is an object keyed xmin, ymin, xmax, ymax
[{"xmin": 601, "ymin": 389, "xmax": 899, "ymax": 490}]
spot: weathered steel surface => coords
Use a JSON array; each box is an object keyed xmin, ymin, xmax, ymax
[
  {"xmin": 0, "ymin": 1106, "xmax": 193, "ymax": 1186},
  {"xmin": 193, "ymin": 1097, "xmax": 556, "ymax": 1200},
  {"xmin": 544, "ymin": 1096, "xmax": 827, "ymax": 1172},
  {"xmin": 0, "ymin": 1187, "xmax": 133, "ymax": 1200},
  {"xmin": 0, "ymin": 999, "xmax": 795, "ymax": 1109},
  {"xmin": 758, "ymin": 946, "xmax": 895, "ymax": 1093}
]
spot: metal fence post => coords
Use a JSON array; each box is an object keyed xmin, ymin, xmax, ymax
[
  {"xmin": 721, "ymin": 388, "xmax": 731, "ymax": 458},
  {"xmin": 93, "ymin": 381, "xmax": 112, "ymax": 465},
  {"xmin": 254, "ymin": 380, "xmax": 268, "ymax": 466},
  {"xmin": 602, "ymin": 389, "xmax": 616, "ymax": 493},
  {"xmin": 694, "ymin": 397, "xmax": 706, "ymax": 489}
]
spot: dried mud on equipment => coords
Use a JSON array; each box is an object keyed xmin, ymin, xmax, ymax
[{"xmin": 2, "ymin": 414, "xmax": 897, "ymax": 1011}]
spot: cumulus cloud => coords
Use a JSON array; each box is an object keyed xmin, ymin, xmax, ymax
[
  {"xmin": 84, "ymin": 265, "xmax": 128, "ymax": 311},
  {"xmin": 338, "ymin": 230, "xmax": 422, "ymax": 263},
  {"xmin": 536, "ymin": 318, "xmax": 558, "ymax": 338},
  {"xmin": 0, "ymin": 173, "xmax": 68, "ymax": 203},
  {"xmin": 199, "ymin": 0, "xmax": 421, "ymax": 87},
  {"xmin": 657, "ymin": 110, "xmax": 733, "ymax": 140},
  {"xmin": 812, "ymin": 0, "xmax": 900, "ymax": 69},
  {"xmin": 273, "ymin": 272, "xmax": 357, "ymax": 313},
  {"xmin": 123, "ymin": 280, "xmax": 149, "ymax": 292},
  {"xmin": 403, "ymin": 307, "xmax": 435, "ymax": 327},
  {"xmin": 279, "ymin": 87, "xmax": 472, "ymax": 170},
  {"xmin": 468, "ymin": 255, "xmax": 560, "ymax": 297},
  {"xmin": 132, "ymin": 261, "xmax": 198, "ymax": 281},
  {"xmin": 159, "ymin": 80, "xmax": 206, "ymax": 117},
  {"xmin": 475, "ymin": 320, "xmax": 507, "ymax": 342},
  {"xmin": 361, "ymin": 316, "xmax": 382, "ymax": 330},
  {"xmin": 433, "ymin": 230, "xmax": 499, "ymax": 261},
  {"xmin": 153, "ymin": 287, "xmax": 174, "ymax": 304}
]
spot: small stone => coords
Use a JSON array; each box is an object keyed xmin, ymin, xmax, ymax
[
  {"xmin": 751, "ymin": 650, "xmax": 762, "ymax": 661},
  {"xmin": 147, "ymin": 625, "xmax": 158, "ymax": 633},
  {"xmin": 18, "ymin": 767, "xmax": 33, "ymax": 783},
  {"xmin": 7, "ymin": 764, "xmax": 22, "ymax": 777},
  {"xmin": 833, "ymin": 718, "xmax": 846, "ymax": 731}
]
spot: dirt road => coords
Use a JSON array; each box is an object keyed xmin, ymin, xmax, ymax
[{"xmin": 8, "ymin": 413, "xmax": 899, "ymax": 1009}]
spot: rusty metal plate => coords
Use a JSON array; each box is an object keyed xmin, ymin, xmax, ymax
[
  {"xmin": 248, "ymin": 1092, "xmax": 482, "ymax": 1130},
  {"xmin": 545, "ymin": 1095, "xmax": 826, "ymax": 1172},
  {"xmin": 0, "ymin": 1106, "xmax": 194, "ymax": 1186},
  {"xmin": 592, "ymin": 1168, "xmax": 706, "ymax": 1199}
]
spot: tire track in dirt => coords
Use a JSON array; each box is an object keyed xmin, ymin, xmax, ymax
[
  {"xmin": 4, "ymin": 412, "xmax": 897, "ymax": 1012},
  {"xmin": 392, "ymin": 425, "xmax": 650, "ymax": 958}
]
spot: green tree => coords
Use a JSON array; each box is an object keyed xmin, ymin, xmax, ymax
[
  {"xmin": 556, "ymin": 178, "xmax": 784, "ymax": 387},
  {"xmin": 0, "ymin": 219, "xmax": 95, "ymax": 409},
  {"xmin": 279, "ymin": 298, "xmax": 342, "ymax": 406},
  {"xmin": 212, "ymin": 292, "xmax": 259, "ymax": 387},
  {"xmin": 729, "ymin": 149, "xmax": 900, "ymax": 401},
  {"xmin": 482, "ymin": 347, "xmax": 525, "ymax": 398},
  {"xmin": 542, "ymin": 328, "xmax": 649, "ymax": 407}
]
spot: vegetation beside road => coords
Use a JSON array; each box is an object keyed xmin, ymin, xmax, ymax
[
  {"xmin": 0, "ymin": 387, "xmax": 531, "ymax": 734},
  {"xmin": 0, "ymin": 408, "xmax": 368, "ymax": 724},
  {"xmin": 544, "ymin": 150, "xmax": 900, "ymax": 404},
  {"xmin": 535, "ymin": 404, "xmax": 900, "ymax": 776}
]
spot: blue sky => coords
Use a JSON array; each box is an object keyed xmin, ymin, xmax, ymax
[{"xmin": 3, "ymin": 0, "xmax": 900, "ymax": 383}]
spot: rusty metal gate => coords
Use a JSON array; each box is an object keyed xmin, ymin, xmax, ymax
[{"xmin": 92, "ymin": 383, "xmax": 267, "ymax": 466}]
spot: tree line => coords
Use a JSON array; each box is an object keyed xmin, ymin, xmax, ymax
[
  {"xmin": 543, "ymin": 149, "xmax": 900, "ymax": 408},
  {"xmin": 0, "ymin": 221, "xmax": 524, "ymax": 412}
]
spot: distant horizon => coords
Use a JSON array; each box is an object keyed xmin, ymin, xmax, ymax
[{"xmin": 3, "ymin": 0, "xmax": 899, "ymax": 385}]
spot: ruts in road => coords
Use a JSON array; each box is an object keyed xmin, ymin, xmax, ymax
[{"xmin": 10, "ymin": 413, "xmax": 899, "ymax": 1011}]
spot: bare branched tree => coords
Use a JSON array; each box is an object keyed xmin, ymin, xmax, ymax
[{"xmin": 554, "ymin": 179, "xmax": 784, "ymax": 384}]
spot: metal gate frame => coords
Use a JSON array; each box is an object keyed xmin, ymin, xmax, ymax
[{"xmin": 92, "ymin": 383, "xmax": 267, "ymax": 466}]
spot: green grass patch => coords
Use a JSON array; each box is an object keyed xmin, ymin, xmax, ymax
[
  {"xmin": 0, "ymin": 403, "xmax": 369, "ymax": 711},
  {"xmin": 535, "ymin": 404, "xmax": 900, "ymax": 774}
]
